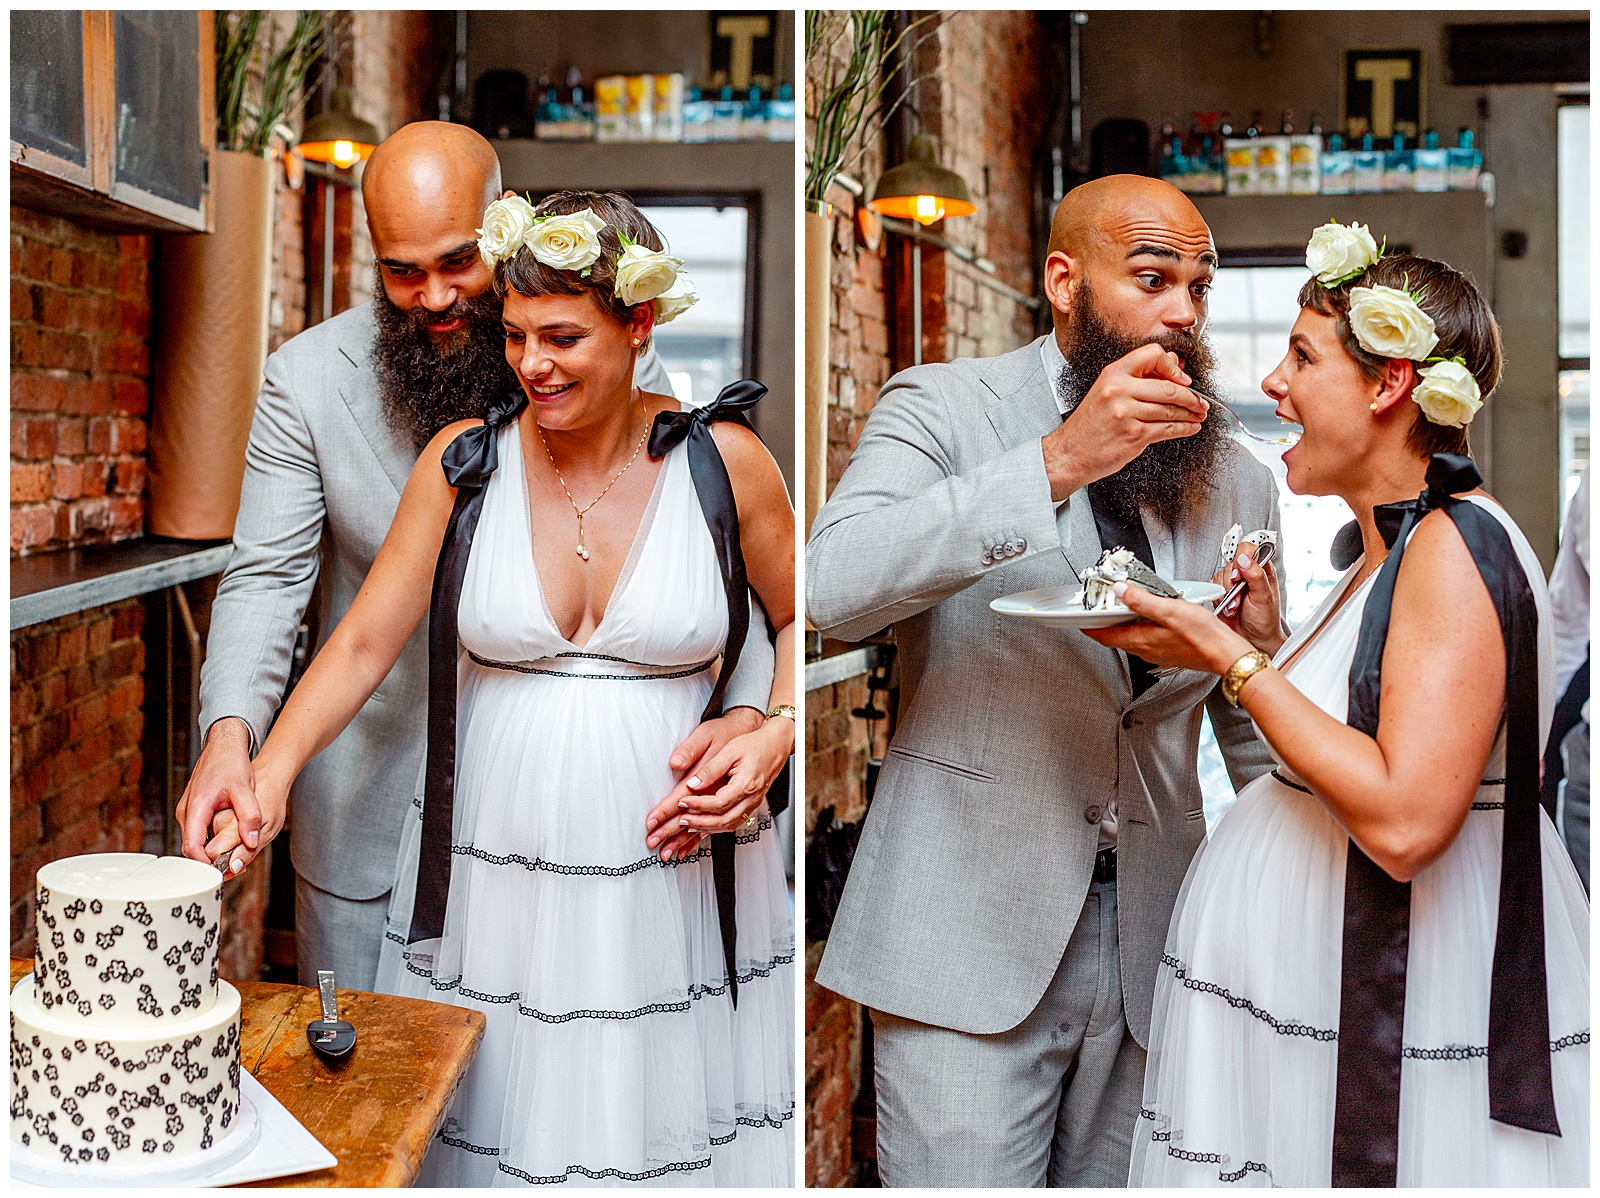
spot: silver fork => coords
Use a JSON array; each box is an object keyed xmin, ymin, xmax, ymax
[
  {"xmin": 1147, "ymin": 537, "xmax": 1277, "ymax": 680},
  {"xmin": 1193, "ymin": 390, "xmax": 1301, "ymax": 446}
]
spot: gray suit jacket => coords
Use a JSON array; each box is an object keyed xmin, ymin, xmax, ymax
[
  {"xmin": 808, "ymin": 338, "xmax": 1280, "ymax": 1045},
  {"xmin": 198, "ymin": 301, "xmax": 772, "ymax": 900}
]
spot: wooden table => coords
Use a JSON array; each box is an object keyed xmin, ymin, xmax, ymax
[{"xmin": 11, "ymin": 958, "xmax": 484, "ymax": 1187}]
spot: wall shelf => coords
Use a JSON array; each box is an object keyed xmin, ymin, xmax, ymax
[{"xmin": 11, "ymin": 539, "xmax": 231, "ymax": 630}]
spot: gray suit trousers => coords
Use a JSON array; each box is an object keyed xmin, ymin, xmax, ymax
[{"xmin": 873, "ymin": 881, "xmax": 1145, "ymax": 1187}]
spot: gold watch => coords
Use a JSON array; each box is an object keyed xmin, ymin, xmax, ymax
[{"xmin": 1221, "ymin": 650, "xmax": 1272, "ymax": 706}]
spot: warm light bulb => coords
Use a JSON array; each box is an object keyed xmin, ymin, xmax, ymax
[
  {"xmin": 913, "ymin": 194, "xmax": 944, "ymax": 225},
  {"xmin": 333, "ymin": 140, "xmax": 358, "ymax": 167}
]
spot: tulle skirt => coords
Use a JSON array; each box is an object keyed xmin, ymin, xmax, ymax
[
  {"xmin": 1131, "ymin": 770, "xmax": 1589, "ymax": 1187},
  {"xmin": 375, "ymin": 657, "xmax": 795, "ymax": 1187}
]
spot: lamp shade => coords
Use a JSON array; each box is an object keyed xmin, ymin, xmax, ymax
[
  {"xmin": 867, "ymin": 132, "xmax": 976, "ymax": 225},
  {"xmin": 297, "ymin": 88, "xmax": 380, "ymax": 168}
]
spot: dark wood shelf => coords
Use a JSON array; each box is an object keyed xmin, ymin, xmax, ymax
[{"xmin": 10, "ymin": 538, "xmax": 232, "ymax": 630}]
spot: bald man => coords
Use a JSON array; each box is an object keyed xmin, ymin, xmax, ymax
[
  {"xmin": 181, "ymin": 122, "xmax": 773, "ymax": 990},
  {"xmin": 808, "ymin": 176, "xmax": 1283, "ymax": 1186}
]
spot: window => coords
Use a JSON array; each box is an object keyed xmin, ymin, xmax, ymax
[
  {"xmin": 637, "ymin": 203, "xmax": 751, "ymax": 410},
  {"xmin": 1558, "ymin": 100, "xmax": 1589, "ymax": 527}
]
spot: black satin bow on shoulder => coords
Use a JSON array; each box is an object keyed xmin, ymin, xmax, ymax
[
  {"xmin": 410, "ymin": 380, "xmax": 771, "ymax": 1010},
  {"xmin": 1332, "ymin": 452, "xmax": 1559, "ymax": 1186}
]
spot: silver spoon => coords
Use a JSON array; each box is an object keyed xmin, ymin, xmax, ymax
[{"xmin": 1192, "ymin": 390, "xmax": 1301, "ymax": 446}]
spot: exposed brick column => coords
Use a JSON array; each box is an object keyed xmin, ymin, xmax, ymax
[
  {"xmin": 10, "ymin": 207, "xmax": 152, "ymax": 555},
  {"xmin": 10, "ymin": 601, "xmax": 146, "ymax": 953}
]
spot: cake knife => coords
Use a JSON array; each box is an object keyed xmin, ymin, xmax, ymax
[{"xmin": 307, "ymin": 969, "xmax": 357, "ymax": 1058}]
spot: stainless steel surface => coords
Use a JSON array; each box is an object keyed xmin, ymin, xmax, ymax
[
  {"xmin": 317, "ymin": 971, "xmax": 338, "ymax": 1027},
  {"xmin": 805, "ymin": 644, "xmax": 890, "ymax": 693}
]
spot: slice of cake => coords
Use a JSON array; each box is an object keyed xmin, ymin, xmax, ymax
[
  {"xmin": 11, "ymin": 853, "xmax": 242, "ymax": 1167},
  {"xmin": 1078, "ymin": 546, "xmax": 1181, "ymax": 610}
]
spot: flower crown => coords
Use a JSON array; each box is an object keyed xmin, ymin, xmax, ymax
[
  {"xmin": 1304, "ymin": 221, "xmax": 1480, "ymax": 428},
  {"xmin": 475, "ymin": 195, "xmax": 699, "ymax": 325}
]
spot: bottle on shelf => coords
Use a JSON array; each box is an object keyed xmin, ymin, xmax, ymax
[
  {"xmin": 1413, "ymin": 128, "xmax": 1448, "ymax": 192},
  {"xmin": 682, "ymin": 86, "xmax": 714, "ymax": 143},
  {"xmin": 1320, "ymin": 131, "xmax": 1352, "ymax": 194},
  {"xmin": 1383, "ymin": 132, "xmax": 1413, "ymax": 192},
  {"xmin": 1290, "ymin": 112, "xmax": 1322, "ymax": 195},
  {"xmin": 1255, "ymin": 109, "xmax": 1292, "ymax": 195},
  {"xmin": 741, "ymin": 84, "xmax": 767, "ymax": 140},
  {"xmin": 594, "ymin": 75, "xmax": 627, "ymax": 141},
  {"xmin": 767, "ymin": 83, "xmax": 795, "ymax": 142},
  {"xmin": 1448, "ymin": 128, "xmax": 1482, "ymax": 190},
  {"xmin": 653, "ymin": 73, "xmax": 685, "ymax": 143},
  {"xmin": 1158, "ymin": 113, "xmax": 1183, "ymax": 185},
  {"xmin": 1351, "ymin": 131, "xmax": 1383, "ymax": 193},
  {"xmin": 712, "ymin": 85, "xmax": 742, "ymax": 141},
  {"xmin": 565, "ymin": 67, "xmax": 595, "ymax": 141},
  {"xmin": 1224, "ymin": 109, "xmax": 1257, "ymax": 195}
]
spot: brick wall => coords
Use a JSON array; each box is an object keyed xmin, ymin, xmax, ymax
[
  {"xmin": 805, "ymin": 11, "xmax": 1050, "ymax": 1185},
  {"xmin": 10, "ymin": 208, "xmax": 152, "ymax": 556},
  {"xmin": 10, "ymin": 601, "xmax": 146, "ymax": 952}
]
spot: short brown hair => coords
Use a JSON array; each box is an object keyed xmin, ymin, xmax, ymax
[
  {"xmin": 1296, "ymin": 253, "xmax": 1502, "ymax": 458},
  {"xmin": 495, "ymin": 190, "xmax": 666, "ymax": 348}
]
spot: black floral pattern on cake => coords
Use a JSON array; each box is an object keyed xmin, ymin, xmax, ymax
[
  {"xmin": 72, "ymin": 928, "xmax": 84, "ymax": 944},
  {"xmin": 97, "ymin": 959, "xmax": 143, "ymax": 985},
  {"xmin": 185, "ymin": 903, "xmax": 205, "ymax": 928},
  {"xmin": 143, "ymin": 930, "xmax": 158, "ymax": 952},
  {"xmin": 62, "ymin": 899, "xmax": 86, "ymax": 920},
  {"xmin": 83, "ymin": 954, "xmax": 97, "ymax": 967},
  {"xmin": 123, "ymin": 902, "xmax": 152, "ymax": 927},
  {"xmin": 89, "ymin": 899, "xmax": 102, "ymax": 915},
  {"xmin": 136, "ymin": 985, "xmax": 163, "ymax": 1017},
  {"xmin": 95, "ymin": 925, "xmax": 124, "ymax": 951}
]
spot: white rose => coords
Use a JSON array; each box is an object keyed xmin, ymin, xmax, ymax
[
  {"xmin": 652, "ymin": 271, "xmax": 699, "ymax": 324},
  {"xmin": 524, "ymin": 208, "xmax": 606, "ymax": 272},
  {"xmin": 614, "ymin": 243, "xmax": 685, "ymax": 306},
  {"xmin": 1305, "ymin": 221, "xmax": 1379, "ymax": 285},
  {"xmin": 476, "ymin": 196, "xmax": 537, "ymax": 267},
  {"xmin": 1348, "ymin": 284, "xmax": 1439, "ymax": 361},
  {"xmin": 1412, "ymin": 359, "xmax": 1482, "ymax": 428}
]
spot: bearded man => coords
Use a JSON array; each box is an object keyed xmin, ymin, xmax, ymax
[
  {"xmin": 807, "ymin": 175, "xmax": 1283, "ymax": 1186},
  {"xmin": 178, "ymin": 122, "xmax": 773, "ymax": 990}
]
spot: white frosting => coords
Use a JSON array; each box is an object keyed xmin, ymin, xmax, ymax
[
  {"xmin": 33, "ymin": 853, "xmax": 223, "ymax": 1026},
  {"xmin": 10, "ymin": 975, "xmax": 241, "ymax": 1165}
]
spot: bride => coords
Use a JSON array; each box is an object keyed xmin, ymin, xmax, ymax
[
  {"xmin": 1091, "ymin": 225, "xmax": 1588, "ymax": 1186},
  {"xmin": 204, "ymin": 191, "xmax": 795, "ymax": 1186}
]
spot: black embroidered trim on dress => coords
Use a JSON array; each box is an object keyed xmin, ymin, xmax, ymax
[
  {"xmin": 1273, "ymin": 769, "xmax": 1505, "ymax": 802},
  {"xmin": 399, "ymin": 949, "xmax": 794, "ymax": 1011},
  {"xmin": 1141, "ymin": 1109, "xmax": 1273, "ymax": 1185},
  {"xmin": 1403, "ymin": 1030, "xmax": 1589, "ymax": 1059},
  {"xmin": 1270, "ymin": 769, "xmax": 1312, "ymax": 794},
  {"xmin": 1162, "ymin": 955, "xmax": 1338, "ymax": 1041},
  {"xmin": 498, "ymin": 1156, "xmax": 711, "ymax": 1185},
  {"xmin": 440, "ymin": 1133, "xmax": 500, "ymax": 1155},
  {"xmin": 448, "ymin": 815, "xmax": 773, "ymax": 878},
  {"xmin": 468, "ymin": 651, "xmax": 715, "ymax": 682}
]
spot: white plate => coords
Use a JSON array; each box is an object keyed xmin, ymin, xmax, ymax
[
  {"xmin": 990, "ymin": 581, "xmax": 1225, "ymax": 629},
  {"xmin": 13, "ymin": 1070, "xmax": 336, "ymax": 1188}
]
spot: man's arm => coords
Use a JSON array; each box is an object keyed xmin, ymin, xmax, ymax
[
  {"xmin": 182, "ymin": 349, "xmax": 329, "ymax": 861},
  {"xmin": 806, "ymin": 368, "xmax": 1062, "ymax": 643}
]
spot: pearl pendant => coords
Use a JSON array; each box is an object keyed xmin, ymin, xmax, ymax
[{"xmin": 576, "ymin": 544, "xmax": 589, "ymax": 561}]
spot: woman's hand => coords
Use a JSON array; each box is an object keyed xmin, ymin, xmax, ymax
[
  {"xmin": 644, "ymin": 716, "xmax": 795, "ymax": 860},
  {"xmin": 1083, "ymin": 581, "xmax": 1257, "ymax": 675},
  {"xmin": 204, "ymin": 759, "xmax": 291, "ymax": 877},
  {"xmin": 1215, "ymin": 543, "xmax": 1286, "ymax": 656}
]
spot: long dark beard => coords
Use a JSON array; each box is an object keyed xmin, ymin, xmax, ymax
[
  {"xmin": 370, "ymin": 270, "xmax": 518, "ymax": 452},
  {"xmin": 1057, "ymin": 282, "xmax": 1231, "ymax": 530}
]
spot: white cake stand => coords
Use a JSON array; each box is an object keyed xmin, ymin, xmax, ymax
[{"xmin": 11, "ymin": 1087, "xmax": 261, "ymax": 1188}]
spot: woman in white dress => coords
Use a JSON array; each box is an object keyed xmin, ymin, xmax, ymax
[
  {"xmin": 207, "ymin": 192, "xmax": 796, "ymax": 1186},
  {"xmin": 1091, "ymin": 227, "xmax": 1588, "ymax": 1186}
]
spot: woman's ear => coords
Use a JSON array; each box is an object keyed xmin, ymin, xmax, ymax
[
  {"xmin": 1370, "ymin": 357, "xmax": 1417, "ymax": 416},
  {"xmin": 629, "ymin": 303, "xmax": 656, "ymax": 351}
]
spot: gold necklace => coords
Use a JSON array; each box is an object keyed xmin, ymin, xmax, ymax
[{"xmin": 534, "ymin": 396, "xmax": 650, "ymax": 561}]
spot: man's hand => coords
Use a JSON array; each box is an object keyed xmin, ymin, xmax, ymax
[
  {"xmin": 645, "ymin": 706, "xmax": 765, "ymax": 861},
  {"xmin": 1041, "ymin": 342, "xmax": 1209, "ymax": 501},
  {"xmin": 176, "ymin": 717, "xmax": 258, "ymax": 873}
]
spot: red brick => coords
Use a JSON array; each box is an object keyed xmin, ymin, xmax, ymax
[
  {"xmin": 46, "ymin": 809, "xmax": 104, "ymax": 861},
  {"xmin": 67, "ymin": 693, "xmax": 107, "ymax": 744},
  {"xmin": 111, "ymin": 417, "xmax": 146, "ymax": 454},
  {"xmin": 65, "ymin": 377, "xmax": 114, "ymax": 416},
  {"xmin": 113, "ymin": 380, "xmax": 147, "ymax": 415},
  {"xmin": 112, "ymin": 603, "xmax": 144, "ymax": 641},
  {"xmin": 87, "ymin": 417, "xmax": 112, "ymax": 454},
  {"xmin": 11, "ymin": 326, "xmax": 40, "ymax": 368},
  {"xmin": 55, "ymin": 624, "xmax": 87, "ymax": 667},
  {"xmin": 73, "ymin": 727, "xmax": 113, "ymax": 776},
  {"xmin": 69, "ymin": 497, "xmax": 113, "ymax": 540},
  {"xmin": 45, "ymin": 761, "xmax": 120, "ymax": 836},
  {"xmin": 47, "ymin": 247, "xmax": 75, "ymax": 286},
  {"xmin": 114, "ymin": 459, "xmax": 146, "ymax": 496},
  {"xmin": 107, "ymin": 676, "xmax": 141, "ymax": 721},
  {"xmin": 38, "ymin": 328, "xmax": 90, "ymax": 371},
  {"xmin": 87, "ymin": 615, "xmax": 114, "ymax": 658},
  {"xmin": 51, "ymin": 458, "xmax": 83, "ymax": 501},
  {"xmin": 12, "ymin": 373, "xmax": 65, "ymax": 412},
  {"xmin": 11, "ymin": 680, "xmax": 38, "ymax": 731},
  {"xmin": 120, "ymin": 749, "xmax": 143, "ymax": 789},
  {"xmin": 10, "ymin": 509, "xmax": 25, "ymax": 553},
  {"xmin": 110, "ymin": 711, "xmax": 142, "ymax": 754},
  {"xmin": 19, "ymin": 238, "xmax": 51, "ymax": 281},
  {"xmin": 21, "ymin": 504, "xmax": 55, "ymax": 549},
  {"xmin": 38, "ymin": 670, "xmax": 66, "ymax": 712},
  {"xmin": 55, "ymin": 417, "xmax": 85, "ymax": 455},
  {"xmin": 10, "ymin": 462, "xmax": 52, "ymax": 504},
  {"xmin": 65, "ymin": 659, "xmax": 92, "ymax": 702},
  {"xmin": 12, "ymin": 416, "xmax": 56, "ymax": 459}
]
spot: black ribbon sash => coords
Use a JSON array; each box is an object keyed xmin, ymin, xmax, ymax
[
  {"xmin": 410, "ymin": 380, "xmax": 768, "ymax": 1011},
  {"xmin": 1331, "ymin": 453, "xmax": 1558, "ymax": 1187}
]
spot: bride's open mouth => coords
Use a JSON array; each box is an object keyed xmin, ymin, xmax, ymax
[{"xmin": 529, "ymin": 381, "xmax": 577, "ymax": 403}]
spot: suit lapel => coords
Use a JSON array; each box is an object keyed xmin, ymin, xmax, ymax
[{"xmin": 336, "ymin": 332, "xmax": 416, "ymax": 494}]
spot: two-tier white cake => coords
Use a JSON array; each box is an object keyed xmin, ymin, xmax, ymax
[{"xmin": 10, "ymin": 853, "xmax": 242, "ymax": 1167}]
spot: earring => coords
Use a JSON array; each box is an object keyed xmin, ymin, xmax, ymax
[
  {"xmin": 631, "ymin": 339, "xmax": 641, "ymax": 347},
  {"xmin": 1369, "ymin": 402, "xmax": 1380, "ymax": 412}
]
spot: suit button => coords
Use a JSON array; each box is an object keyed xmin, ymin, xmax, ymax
[
  {"xmin": 1121, "ymin": 712, "xmax": 1136, "ymax": 729},
  {"xmin": 981, "ymin": 549, "xmax": 993, "ymax": 566},
  {"xmin": 1003, "ymin": 540, "xmax": 1018, "ymax": 556},
  {"xmin": 1016, "ymin": 537, "xmax": 1027, "ymax": 553},
  {"xmin": 1084, "ymin": 805, "xmax": 1102, "ymax": 824}
]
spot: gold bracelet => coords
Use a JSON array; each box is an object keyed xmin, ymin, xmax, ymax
[
  {"xmin": 1221, "ymin": 650, "xmax": 1272, "ymax": 707},
  {"xmin": 765, "ymin": 704, "xmax": 797, "ymax": 722}
]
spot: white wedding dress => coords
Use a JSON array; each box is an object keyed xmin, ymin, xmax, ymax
[
  {"xmin": 374, "ymin": 418, "xmax": 795, "ymax": 1187},
  {"xmin": 1131, "ymin": 496, "xmax": 1589, "ymax": 1186}
]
